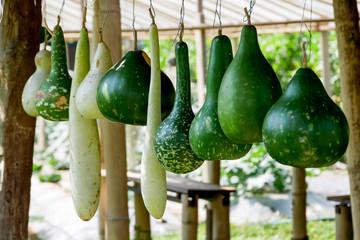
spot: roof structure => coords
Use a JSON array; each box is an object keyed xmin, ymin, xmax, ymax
[{"xmin": 45, "ymin": 0, "xmax": 360, "ymax": 39}]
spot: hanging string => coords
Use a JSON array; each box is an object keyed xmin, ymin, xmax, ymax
[
  {"xmin": 172, "ymin": 0, "xmax": 185, "ymax": 45},
  {"xmin": 243, "ymin": 0, "xmax": 256, "ymax": 24},
  {"xmin": 212, "ymin": 0, "xmax": 222, "ymax": 35},
  {"xmin": 58, "ymin": 0, "xmax": 66, "ymax": 17},
  {"xmin": 149, "ymin": 0, "xmax": 156, "ymax": 20},
  {"xmin": 298, "ymin": 0, "xmax": 313, "ymax": 65},
  {"xmin": 101, "ymin": 0, "xmax": 109, "ymax": 30},
  {"xmin": 42, "ymin": 0, "xmax": 54, "ymax": 35}
]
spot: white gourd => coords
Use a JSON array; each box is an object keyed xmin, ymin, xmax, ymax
[
  {"xmin": 141, "ymin": 18, "xmax": 167, "ymax": 219},
  {"xmin": 75, "ymin": 41, "xmax": 112, "ymax": 119},
  {"xmin": 69, "ymin": 27, "xmax": 101, "ymax": 221},
  {"xmin": 22, "ymin": 49, "xmax": 51, "ymax": 117}
]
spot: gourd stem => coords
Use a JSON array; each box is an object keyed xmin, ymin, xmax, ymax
[
  {"xmin": 133, "ymin": 29, "xmax": 138, "ymax": 51},
  {"xmin": 57, "ymin": 15, "xmax": 61, "ymax": 25},
  {"xmin": 43, "ymin": 18, "xmax": 54, "ymax": 36},
  {"xmin": 149, "ymin": 8, "xmax": 155, "ymax": 24},
  {"xmin": 44, "ymin": 34, "xmax": 48, "ymax": 50},
  {"xmin": 98, "ymin": 28, "xmax": 103, "ymax": 43},
  {"xmin": 244, "ymin": 8, "xmax": 251, "ymax": 25},
  {"xmin": 302, "ymin": 42, "xmax": 308, "ymax": 68},
  {"xmin": 179, "ymin": 23, "xmax": 184, "ymax": 42},
  {"xmin": 82, "ymin": 5, "xmax": 87, "ymax": 28},
  {"xmin": 218, "ymin": 28, "xmax": 222, "ymax": 36}
]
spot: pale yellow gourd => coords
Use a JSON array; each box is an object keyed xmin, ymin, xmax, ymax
[
  {"xmin": 75, "ymin": 40, "xmax": 112, "ymax": 119},
  {"xmin": 69, "ymin": 27, "xmax": 101, "ymax": 221},
  {"xmin": 22, "ymin": 49, "xmax": 51, "ymax": 117}
]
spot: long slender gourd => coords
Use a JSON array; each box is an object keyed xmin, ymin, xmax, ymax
[
  {"xmin": 69, "ymin": 27, "xmax": 101, "ymax": 221},
  {"xmin": 22, "ymin": 49, "xmax": 51, "ymax": 117},
  {"xmin": 189, "ymin": 33, "xmax": 252, "ymax": 160},
  {"xmin": 154, "ymin": 39, "xmax": 204, "ymax": 174},
  {"xmin": 35, "ymin": 22, "xmax": 72, "ymax": 121},
  {"xmin": 140, "ymin": 17, "xmax": 167, "ymax": 219},
  {"xmin": 76, "ymin": 38, "xmax": 113, "ymax": 119}
]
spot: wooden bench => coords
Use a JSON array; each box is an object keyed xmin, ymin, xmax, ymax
[
  {"xmin": 327, "ymin": 195, "xmax": 353, "ymax": 240},
  {"xmin": 127, "ymin": 170, "xmax": 235, "ymax": 240}
]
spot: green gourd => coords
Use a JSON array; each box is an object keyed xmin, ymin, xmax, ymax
[
  {"xmin": 262, "ymin": 55, "xmax": 349, "ymax": 168},
  {"xmin": 35, "ymin": 22, "xmax": 72, "ymax": 121},
  {"xmin": 154, "ymin": 39, "xmax": 204, "ymax": 174},
  {"xmin": 141, "ymin": 19, "xmax": 167, "ymax": 219},
  {"xmin": 218, "ymin": 23, "xmax": 282, "ymax": 144},
  {"xmin": 69, "ymin": 27, "xmax": 101, "ymax": 221},
  {"xmin": 189, "ymin": 34, "xmax": 252, "ymax": 160},
  {"xmin": 96, "ymin": 49, "xmax": 175, "ymax": 125},
  {"xmin": 22, "ymin": 49, "xmax": 51, "ymax": 117}
]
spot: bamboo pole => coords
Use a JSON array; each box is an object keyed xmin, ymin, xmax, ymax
[
  {"xmin": 292, "ymin": 168, "xmax": 308, "ymax": 240},
  {"xmin": 320, "ymin": 31, "xmax": 331, "ymax": 96},
  {"xmin": 335, "ymin": 204, "xmax": 353, "ymax": 240},
  {"xmin": 134, "ymin": 182, "xmax": 151, "ymax": 240},
  {"xmin": 98, "ymin": 0, "xmax": 129, "ymax": 239},
  {"xmin": 333, "ymin": 1, "xmax": 360, "ymax": 239},
  {"xmin": 182, "ymin": 194, "xmax": 198, "ymax": 240}
]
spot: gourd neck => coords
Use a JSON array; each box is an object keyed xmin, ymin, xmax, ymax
[
  {"xmin": 173, "ymin": 41, "xmax": 192, "ymax": 112},
  {"xmin": 51, "ymin": 25, "xmax": 69, "ymax": 74}
]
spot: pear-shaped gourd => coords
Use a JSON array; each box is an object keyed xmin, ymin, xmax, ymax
[
  {"xmin": 218, "ymin": 24, "xmax": 282, "ymax": 144},
  {"xmin": 76, "ymin": 40, "xmax": 112, "ymax": 119},
  {"xmin": 263, "ymin": 66, "xmax": 349, "ymax": 168},
  {"xmin": 96, "ymin": 49, "xmax": 175, "ymax": 125},
  {"xmin": 35, "ymin": 23, "xmax": 72, "ymax": 121},
  {"xmin": 189, "ymin": 34, "xmax": 252, "ymax": 160},
  {"xmin": 22, "ymin": 49, "xmax": 51, "ymax": 117},
  {"xmin": 69, "ymin": 27, "xmax": 101, "ymax": 221},
  {"xmin": 154, "ymin": 40, "xmax": 204, "ymax": 174},
  {"xmin": 141, "ymin": 20, "xmax": 167, "ymax": 219}
]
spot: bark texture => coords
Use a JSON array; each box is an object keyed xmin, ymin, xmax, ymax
[
  {"xmin": 333, "ymin": 1, "xmax": 360, "ymax": 239},
  {"xmin": 0, "ymin": 0, "xmax": 41, "ymax": 239}
]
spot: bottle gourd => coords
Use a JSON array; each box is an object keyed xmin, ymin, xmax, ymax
[
  {"xmin": 35, "ymin": 21, "xmax": 72, "ymax": 121},
  {"xmin": 218, "ymin": 16, "xmax": 282, "ymax": 144},
  {"xmin": 140, "ymin": 17, "xmax": 167, "ymax": 219},
  {"xmin": 22, "ymin": 49, "xmax": 51, "ymax": 117},
  {"xmin": 262, "ymin": 48, "xmax": 349, "ymax": 168},
  {"xmin": 189, "ymin": 33, "xmax": 252, "ymax": 160},
  {"xmin": 154, "ymin": 35, "xmax": 204, "ymax": 174},
  {"xmin": 69, "ymin": 27, "xmax": 101, "ymax": 221}
]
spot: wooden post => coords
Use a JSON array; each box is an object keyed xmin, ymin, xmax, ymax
[
  {"xmin": 0, "ymin": 0, "xmax": 41, "ymax": 239},
  {"xmin": 335, "ymin": 204, "xmax": 353, "ymax": 240},
  {"xmin": 134, "ymin": 182, "xmax": 151, "ymax": 240},
  {"xmin": 333, "ymin": 1, "xmax": 360, "ymax": 239},
  {"xmin": 182, "ymin": 194, "xmax": 198, "ymax": 240},
  {"xmin": 213, "ymin": 194, "xmax": 230, "ymax": 240},
  {"xmin": 292, "ymin": 168, "xmax": 308, "ymax": 240},
  {"xmin": 37, "ymin": 117, "xmax": 47, "ymax": 150},
  {"xmin": 320, "ymin": 31, "xmax": 331, "ymax": 96},
  {"xmin": 98, "ymin": 0, "xmax": 129, "ymax": 239},
  {"xmin": 232, "ymin": 37, "xmax": 239, "ymax": 55}
]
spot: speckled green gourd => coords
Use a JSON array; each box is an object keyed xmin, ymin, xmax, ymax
[
  {"xmin": 218, "ymin": 25, "xmax": 282, "ymax": 144},
  {"xmin": 189, "ymin": 34, "xmax": 252, "ymax": 160},
  {"xmin": 96, "ymin": 50, "xmax": 175, "ymax": 125},
  {"xmin": 262, "ymin": 68, "xmax": 349, "ymax": 168},
  {"xmin": 35, "ymin": 24, "xmax": 72, "ymax": 121},
  {"xmin": 154, "ymin": 41, "xmax": 204, "ymax": 174}
]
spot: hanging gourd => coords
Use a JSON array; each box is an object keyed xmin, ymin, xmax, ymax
[
  {"xmin": 68, "ymin": 17, "xmax": 101, "ymax": 221},
  {"xmin": 218, "ymin": 9, "xmax": 282, "ymax": 144},
  {"xmin": 262, "ymin": 43, "xmax": 349, "ymax": 168},
  {"xmin": 189, "ymin": 31, "xmax": 252, "ymax": 160},
  {"xmin": 75, "ymin": 29, "xmax": 112, "ymax": 119},
  {"xmin": 140, "ymin": 11, "xmax": 167, "ymax": 219},
  {"xmin": 22, "ymin": 42, "xmax": 51, "ymax": 117},
  {"xmin": 154, "ymin": 24, "xmax": 204, "ymax": 174},
  {"xmin": 35, "ymin": 17, "xmax": 72, "ymax": 121},
  {"xmin": 96, "ymin": 25, "xmax": 175, "ymax": 125}
]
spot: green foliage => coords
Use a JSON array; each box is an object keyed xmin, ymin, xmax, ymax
[{"xmin": 39, "ymin": 173, "xmax": 61, "ymax": 183}]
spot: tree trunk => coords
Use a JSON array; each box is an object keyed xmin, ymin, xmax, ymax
[
  {"xmin": 0, "ymin": 0, "xmax": 41, "ymax": 239},
  {"xmin": 333, "ymin": 1, "xmax": 360, "ymax": 239}
]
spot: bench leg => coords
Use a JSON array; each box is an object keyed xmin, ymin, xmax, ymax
[
  {"xmin": 182, "ymin": 194, "xmax": 198, "ymax": 240},
  {"xmin": 213, "ymin": 193, "xmax": 230, "ymax": 240},
  {"xmin": 134, "ymin": 182, "xmax": 151, "ymax": 240},
  {"xmin": 335, "ymin": 204, "xmax": 353, "ymax": 240}
]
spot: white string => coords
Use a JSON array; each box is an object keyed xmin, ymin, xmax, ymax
[
  {"xmin": 172, "ymin": 0, "xmax": 185, "ymax": 46},
  {"xmin": 149, "ymin": 0, "xmax": 156, "ymax": 19},
  {"xmin": 243, "ymin": 0, "xmax": 256, "ymax": 23},
  {"xmin": 58, "ymin": 0, "xmax": 66, "ymax": 17},
  {"xmin": 133, "ymin": 0, "xmax": 136, "ymax": 30},
  {"xmin": 101, "ymin": 0, "xmax": 109, "ymax": 30},
  {"xmin": 298, "ymin": 0, "xmax": 313, "ymax": 63},
  {"xmin": 212, "ymin": 0, "xmax": 222, "ymax": 32}
]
